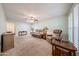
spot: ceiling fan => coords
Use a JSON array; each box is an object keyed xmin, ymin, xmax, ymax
[{"xmin": 25, "ymin": 16, "xmax": 38, "ymax": 23}]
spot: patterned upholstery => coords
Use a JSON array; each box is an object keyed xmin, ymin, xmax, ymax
[
  {"xmin": 53, "ymin": 29, "xmax": 62, "ymax": 35},
  {"xmin": 46, "ymin": 29, "xmax": 62, "ymax": 44},
  {"xmin": 52, "ymin": 29, "xmax": 62, "ymax": 40}
]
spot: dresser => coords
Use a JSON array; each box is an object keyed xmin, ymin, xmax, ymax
[{"xmin": 1, "ymin": 33, "xmax": 14, "ymax": 52}]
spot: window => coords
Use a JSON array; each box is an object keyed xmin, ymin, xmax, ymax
[
  {"xmin": 68, "ymin": 12, "xmax": 73, "ymax": 43},
  {"xmin": 74, "ymin": 4, "xmax": 79, "ymax": 49}
]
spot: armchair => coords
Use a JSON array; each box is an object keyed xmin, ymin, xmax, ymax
[
  {"xmin": 46, "ymin": 29, "xmax": 62, "ymax": 44},
  {"xmin": 52, "ymin": 29, "xmax": 62, "ymax": 41}
]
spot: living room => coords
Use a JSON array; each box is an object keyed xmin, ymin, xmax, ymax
[{"xmin": 0, "ymin": 3, "xmax": 79, "ymax": 56}]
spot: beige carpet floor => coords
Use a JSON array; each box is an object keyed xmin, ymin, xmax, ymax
[{"xmin": 2, "ymin": 35, "xmax": 52, "ymax": 56}]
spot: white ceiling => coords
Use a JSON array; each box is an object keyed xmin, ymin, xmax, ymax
[{"xmin": 2, "ymin": 3, "xmax": 73, "ymax": 22}]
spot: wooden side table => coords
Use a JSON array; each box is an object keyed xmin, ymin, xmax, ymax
[{"xmin": 52, "ymin": 39, "xmax": 77, "ymax": 56}]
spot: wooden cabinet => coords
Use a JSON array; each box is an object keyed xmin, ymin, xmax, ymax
[
  {"xmin": 1, "ymin": 33, "xmax": 14, "ymax": 52},
  {"xmin": 52, "ymin": 39, "xmax": 77, "ymax": 56}
]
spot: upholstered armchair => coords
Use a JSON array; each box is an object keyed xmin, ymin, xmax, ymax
[
  {"xmin": 52, "ymin": 29, "xmax": 62, "ymax": 41},
  {"xmin": 46, "ymin": 29, "xmax": 62, "ymax": 44}
]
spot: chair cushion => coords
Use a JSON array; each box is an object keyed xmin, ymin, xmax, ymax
[{"xmin": 52, "ymin": 33, "xmax": 60, "ymax": 39}]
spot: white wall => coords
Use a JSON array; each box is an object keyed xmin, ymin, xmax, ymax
[
  {"xmin": 6, "ymin": 21, "xmax": 15, "ymax": 33},
  {"xmin": 0, "ymin": 4, "xmax": 6, "ymax": 42},
  {"xmin": 6, "ymin": 19, "xmax": 31, "ymax": 36},
  {"xmin": 33, "ymin": 15, "xmax": 68, "ymax": 40},
  {"xmin": 0, "ymin": 4, "xmax": 6, "ymax": 52},
  {"xmin": 15, "ymin": 21, "xmax": 31, "ymax": 36}
]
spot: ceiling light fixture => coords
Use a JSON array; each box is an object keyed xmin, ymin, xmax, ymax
[{"xmin": 25, "ymin": 16, "xmax": 38, "ymax": 23}]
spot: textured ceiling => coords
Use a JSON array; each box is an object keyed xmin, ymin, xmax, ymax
[{"xmin": 2, "ymin": 3, "xmax": 73, "ymax": 22}]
